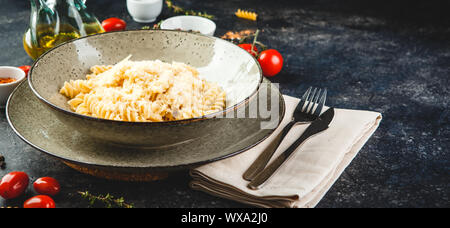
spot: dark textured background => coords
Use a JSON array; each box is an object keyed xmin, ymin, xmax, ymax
[{"xmin": 0, "ymin": 0, "xmax": 448, "ymax": 208}]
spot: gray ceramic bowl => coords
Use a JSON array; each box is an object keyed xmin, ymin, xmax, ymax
[
  {"xmin": 29, "ymin": 30, "xmax": 263, "ymax": 147},
  {"xmin": 7, "ymin": 80, "xmax": 285, "ymax": 176}
]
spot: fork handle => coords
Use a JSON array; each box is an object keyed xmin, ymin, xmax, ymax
[{"xmin": 242, "ymin": 119, "xmax": 296, "ymax": 181}]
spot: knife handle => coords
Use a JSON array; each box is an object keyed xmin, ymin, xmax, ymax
[
  {"xmin": 243, "ymin": 120, "xmax": 296, "ymax": 181},
  {"xmin": 247, "ymin": 131, "xmax": 311, "ymax": 190}
]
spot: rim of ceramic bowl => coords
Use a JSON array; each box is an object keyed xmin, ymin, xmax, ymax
[
  {"xmin": 6, "ymin": 80, "xmax": 286, "ymax": 171},
  {"xmin": 0, "ymin": 66, "xmax": 26, "ymax": 87},
  {"xmin": 28, "ymin": 29, "xmax": 263, "ymax": 126},
  {"xmin": 160, "ymin": 15, "xmax": 216, "ymax": 35}
]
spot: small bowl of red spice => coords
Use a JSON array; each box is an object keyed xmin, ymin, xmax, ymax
[{"xmin": 0, "ymin": 66, "xmax": 26, "ymax": 106}]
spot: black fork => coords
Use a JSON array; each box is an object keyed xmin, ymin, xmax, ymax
[{"xmin": 243, "ymin": 87, "xmax": 327, "ymax": 181}]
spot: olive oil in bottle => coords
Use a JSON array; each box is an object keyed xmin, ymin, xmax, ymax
[
  {"xmin": 24, "ymin": 0, "xmax": 105, "ymax": 60},
  {"xmin": 23, "ymin": 23, "xmax": 104, "ymax": 60}
]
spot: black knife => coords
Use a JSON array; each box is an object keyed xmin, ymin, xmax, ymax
[{"xmin": 248, "ymin": 108, "xmax": 335, "ymax": 190}]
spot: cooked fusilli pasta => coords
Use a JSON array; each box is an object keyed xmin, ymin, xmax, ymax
[{"xmin": 59, "ymin": 57, "xmax": 226, "ymax": 122}]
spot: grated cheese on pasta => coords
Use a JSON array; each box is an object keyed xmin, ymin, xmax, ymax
[{"xmin": 60, "ymin": 57, "xmax": 226, "ymax": 122}]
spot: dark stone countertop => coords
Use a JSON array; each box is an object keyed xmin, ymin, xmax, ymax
[{"xmin": 0, "ymin": 0, "xmax": 448, "ymax": 208}]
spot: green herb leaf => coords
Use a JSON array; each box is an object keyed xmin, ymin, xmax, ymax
[
  {"xmin": 165, "ymin": 0, "xmax": 214, "ymax": 19},
  {"xmin": 77, "ymin": 191, "xmax": 134, "ymax": 208}
]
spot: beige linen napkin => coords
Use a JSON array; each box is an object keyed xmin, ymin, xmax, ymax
[{"xmin": 190, "ymin": 95, "xmax": 382, "ymax": 208}]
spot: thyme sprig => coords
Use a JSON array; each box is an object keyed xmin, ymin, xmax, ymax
[
  {"xmin": 141, "ymin": 20, "xmax": 164, "ymax": 30},
  {"xmin": 78, "ymin": 191, "xmax": 134, "ymax": 208},
  {"xmin": 153, "ymin": 20, "xmax": 164, "ymax": 29},
  {"xmin": 165, "ymin": 0, "xmax": 214, "ymax": 19},
  {"xmin": 165, "ymin": 0, "xmax": 183, "ymax": 13}
]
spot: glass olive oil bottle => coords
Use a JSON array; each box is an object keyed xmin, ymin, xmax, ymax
[{"xmin": 24, "ymin": 0, "xmax": 104, "ymax": 60}]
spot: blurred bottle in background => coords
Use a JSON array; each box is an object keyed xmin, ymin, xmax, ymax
[{"xmin": 23, "ymin": 0, "xmax": 104, "ymax": 60}]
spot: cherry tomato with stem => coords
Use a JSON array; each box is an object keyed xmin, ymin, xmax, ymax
[
  {"xmin": 101, "ymin": 17, "xmax": 127, "ymax": 32},
  {"xmin": 23, "ymin": 195, "xmax": 56, "ymax": 208},
  {"xmin": 0, "ymin": 171, "xmax": 29, "ymax": 199},
  {"xmin": 33, "ymin": 177, "xmax": 60, "ymax": 196},
  {"xmin": 257, "ymin": 49, "xmax": 283, "ymax": 77},
  {"xmin": 18, "ymin": 65, "xmax": 31, "ymax": 76},
  {"xmin": 238, "ymin": 44, "xmax": 258, "ymax": 57}
]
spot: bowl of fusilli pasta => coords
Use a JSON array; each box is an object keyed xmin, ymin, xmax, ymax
[{"xmin": 28, "ymin": 30, "xmax": 263, "ymax": 147}]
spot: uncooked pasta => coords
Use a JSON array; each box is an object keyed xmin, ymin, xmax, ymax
[{"xmin": 235, "ymin": 9, "xmax": 258, "ymax": 21}]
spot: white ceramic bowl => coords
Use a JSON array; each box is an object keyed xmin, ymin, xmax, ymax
[
  {"xmin": 0, "ymin": 67, "xmax": 26, "ymax": 106},
  {"xmin": 160, "ymin": 16, "xmax": 216, "ymax": 36},
  {"xmin": 127, "ymin": 0, "xmax": 163, "ymax": 23}
]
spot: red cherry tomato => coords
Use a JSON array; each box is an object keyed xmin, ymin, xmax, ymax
[
  {"xmin": 101, "ymin": 17, "xmax": 127, "ymax": 32},
  {"xmin": 33, "ymin": 177, "xmax": 60, "ymax": 196},
  {"xmin": 257, "ymin": 49, "xmax": 283, "ymax": 77},
  {"xmin": 0, "ymin": 171, "xmax": 29, "ymax": 199},
  {"xmin": 238, "ymin": 44, "xmax": 258, "ymax": 57},
  {"xmin": 18, "ymin": 65, "xmax": 31, "ymax": 76},
  {"xmin": 23, "ymin": 195, "xmax": 56, "ymax": 208}
]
